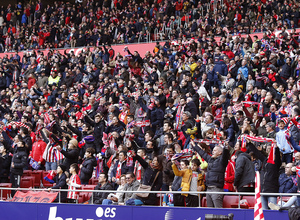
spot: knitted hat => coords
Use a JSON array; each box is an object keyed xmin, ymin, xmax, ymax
[
  {"xmin": 279, "ymin": 117, "xmax": 289, "ymax": 125},
  {"xmin": 58, "ymin": 164, "xmax": 67, "ymax": 173}
]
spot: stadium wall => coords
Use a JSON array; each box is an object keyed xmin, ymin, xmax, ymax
[{"xmin": 0, "ymin": 201, "xmax": 289, "ymax": 220}]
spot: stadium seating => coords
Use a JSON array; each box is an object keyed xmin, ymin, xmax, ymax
[
  {"xmin": 0, "ymin": 183, "xmax": 12, "ymax": 200},
  {"xmin": 241, "ymin": 196, "xmax": 255, "ymax": 209},
  {"xmin": 30, "ymin": 170, "xmax": 43, "ymax": 187},
  {"xmin": 20, "ymin": 176, "xmax": 35, "ymax": 189},
  {"xmin": 88, "ymin": 177, "xmax": 98, "ymax": 185},
  {"xmin": 78, "ymin": 185, "xmax": 97, "ymax": 203}
]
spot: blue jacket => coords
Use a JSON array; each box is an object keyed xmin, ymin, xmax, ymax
[
  {"xmin": 237, "ymin": 65, "xmax": 249, "ymax": 80},
  {"xmin": 278, "ymin": 173, "xmax": 297, "ymax": 193},
  {"xmin": 213, "ymin": 61, "xmax": 228, "ymax": 76},
  {"xmin": 21, "ymin": 14, "xmax": 27, "ymax": 24}
]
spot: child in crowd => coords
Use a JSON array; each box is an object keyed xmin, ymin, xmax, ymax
[
  {"xmin": 67, "ymin": 163, "xmax": 81, "ymax": 203},
  {"xmin": 172, "ymin": 159, "xmax": 205, "ymax": 207}
]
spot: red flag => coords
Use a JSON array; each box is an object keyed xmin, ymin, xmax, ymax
[{"xmin": 254, "ymin": 171, "xmax": 265, "ymax": 220}]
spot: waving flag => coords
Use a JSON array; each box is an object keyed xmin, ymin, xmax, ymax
[{"xmin": 254, "ymin": 171, "xmax": 264, "ymax": 220}]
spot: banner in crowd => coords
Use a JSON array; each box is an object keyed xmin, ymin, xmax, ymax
[
  {"xmin": 11, "ymin": 191, "xmax": 58, "ymax": 203},
  {"xmin": 0, "ymin": 201, "xmax": 289, "ymax": 220}
]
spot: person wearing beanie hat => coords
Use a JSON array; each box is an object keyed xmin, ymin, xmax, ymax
[
  {"xmin": 57, "ymin": 138, "xmax": 79, "ymax": 171},
  {"xmin": 47, "ymin": 164, "xmax": 68, "ymax": 202}
]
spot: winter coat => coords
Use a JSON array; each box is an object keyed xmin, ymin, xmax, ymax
[
  {"xmin": 84, "ymin": 116, "xmax": 106, "ymax": 153},
  {"xmin": 22, "ymin": 134, "xmax": 33, "ymax": 154},
  {"xmin": 290, "ymin": 117, "xmax": 300, "ymax": 144},
  {"xmin": 234, "ymin": 152, "xmax": 255, "ymax": 190},
  {"xmin": 80, "ymin": 157, "xmax": 97, "ymax": 184},
  {"xmin": 52, "ymin": 173, "xmax": 68, "ymax": 202},
  {"xmin": 279, "ymin": 173, "xmax": 298, "ymax": 193},
  {"xmin": 92, "ymin": 182, "xmax": 114, "ymax": 204},
  {"xmin": 161, "ymin": 156, "xmax": 174, "ymax": 185},
  {"xmin": 0, "ymin": 153, "xmax": 11, "ymax": 178},
  {"xmin": 10, "ymin": 147, "xmax": 28, "ymax": 175},
  {"xmin": 119, "ymin": 180, "xmax": 140, "ymax": 203},
  {"xmin": 280, "ymin": 63, "xmax": 292, "ymax": 79},
  {"xmin": 61, "ymin": 148, "xmax": 80, "ymax": 170},
  {"xmin": 248, "ymin": 144, "xmax": 281, "ymax": 193},
  {"xmin": 172, "ymin": 164, "xmax": 205, "ymax": 197},
  {"xmin": 193, "ymin": 144, "xmax": 229, "ymax": 188},
  {"xmin": 111, "ymin": 160, "xmax": 133, "ymax": 179},
  {"xmin": 134, "ymin": 155, "xmax": 163, "ymax": 205}
]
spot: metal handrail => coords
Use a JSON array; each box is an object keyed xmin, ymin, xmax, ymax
[{"xmin": 0, "ymin": 186, "xmax": 298, "ymax": 208}]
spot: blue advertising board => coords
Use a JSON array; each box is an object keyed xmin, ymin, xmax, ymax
[{"xmin": 0, "ymin": 201, "xmax": 289, "ymax": 220}]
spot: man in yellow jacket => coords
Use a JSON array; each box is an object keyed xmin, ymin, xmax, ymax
[{"xmin": 172, "ymin": 158, "xmax": 205, "ymax": 207}]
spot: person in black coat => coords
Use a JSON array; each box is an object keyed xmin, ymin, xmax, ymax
[
  {"xmin": 191, "ymin": 140, "xmax": 229, "ymax": 208},
  {"xmin": 84, "ymin": 113, "xmax": 106, "ymax": 154},
  {"xmin": 48, "ymin": 164, "xmax": 68, "ymax": 203},
  {"xmin": 105, "ymin": 115, "xmax": 125, "ymax": 134},
  {"xmin": 20, "ymin": 127, "xmax": 32, "ymax": 154},
  {"xmin": 67, "ymin": 123, "xmax": 95, "ymax": 161},
  {"xmin": 133, "ymin": 154, "xmax": 163, "ymax": 205},
  {"xmin": 248, "ymin": 142, "xmax": 281, "ymax": 210},
  {"xmin": 10, "ymin": 141, "xmax": 28, "ymax": 196},
  {"xmin": 0, "ymin": 144, "xmax": 11, "ymax": 183},
  {"xmin": 138, "ymin": 97, "xmax": 164, "ymax": 134},
  {"xmin": 57, "ymin": 138, "xmax": 79, "ymax": 171},
  {"xmin": 89, "ymin": 173, "xmax": 114, "ymax": 204},
  {"xmin": 0, "ymin": 73, "xmax": 6, "ymax": 90},
  {"xmin": 185, "ymin": 97, "xmax": 198, "ymax": 119},
  {"xmin": 79, "ymin": 148, "xmax": 97, "ymax": 185},
  {"xmin": 234, "ymin": 150, "xmax": 255, "ymax": 192}
]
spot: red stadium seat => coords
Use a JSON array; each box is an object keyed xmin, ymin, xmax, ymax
[
  {"xmin": 30, "ymin": 170, "xmax": 43, "ymax": 187},
  {"xmin": 20, "ymin": 176, "xmax": 35, "ymax": 189},
  {"xmin": 241, "ymin": 196, "xmax": 255, "ymax": 209},
  {"xmin": 22, "ymin": 170, "xmax": 32, "ymax": 177},
  {"xmin": 201, "ymin": 196, "xmax": 207, "ymax": 207},
  {"xmin": 81, "ymin": 185, "xmax": 97, "ymax": 202},
  {"xmin": 0, "ymin": 183, "xmax": 12, "ymax": 200},
  {"xmin": 89, "ymin": 177, "xmax": 98, "ymax": 185},
  {"xmin": 223, "ymin": 195, "xmax": 240, "ymax": 208}
]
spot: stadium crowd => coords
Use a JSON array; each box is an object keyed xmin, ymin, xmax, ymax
[
  {"xmin": 0, "ymin": 0, "xmax": 300, "ymax": 211},
  {"xmin": 0, "ymin": 0, "xmax": 300, "ymax": 51}
]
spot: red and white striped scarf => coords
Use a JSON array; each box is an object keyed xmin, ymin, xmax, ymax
[
  {"xmin": 242, "ymin": 135, "xmax": 276, "ymax": 164},
  {"xmin": 194, "ymin": 139, "xmax": 225, "ymax": 144},
  {"xmin": 134, "ymin": 158, "xmax": 144, "ymax": 182},
  {"xmin": 116, "ymin": 160, "xmax": 125, "ymax": 180},
  {"xmin": 135, "ymin": 120, "xmax": 150, "ymax": 127},
  {"xmin": 9, "ymin": 121, "xmax": 30, "ymax": 130}
]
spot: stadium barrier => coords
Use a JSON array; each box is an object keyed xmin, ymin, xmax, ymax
[{"xmin": 0, "ymin": 187, "xmax": 291, "ymax": 220}]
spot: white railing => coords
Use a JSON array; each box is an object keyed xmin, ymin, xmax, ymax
[{"xmin": 0, "ymin": 187, "xmax": 297, "ymax": 208}]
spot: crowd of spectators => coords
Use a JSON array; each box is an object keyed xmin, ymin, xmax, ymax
[
  {"xmin": 0, "ymin": 0, "xmax": 300, "ymax": 211},
  {"xmin": 0, "ymin": 0, "xmax": 300, "ymax": 52}
]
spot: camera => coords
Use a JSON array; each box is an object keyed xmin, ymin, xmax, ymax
[{"xmin": 205, "ymin": 213, "xmax": 234, "ymax": 220}]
